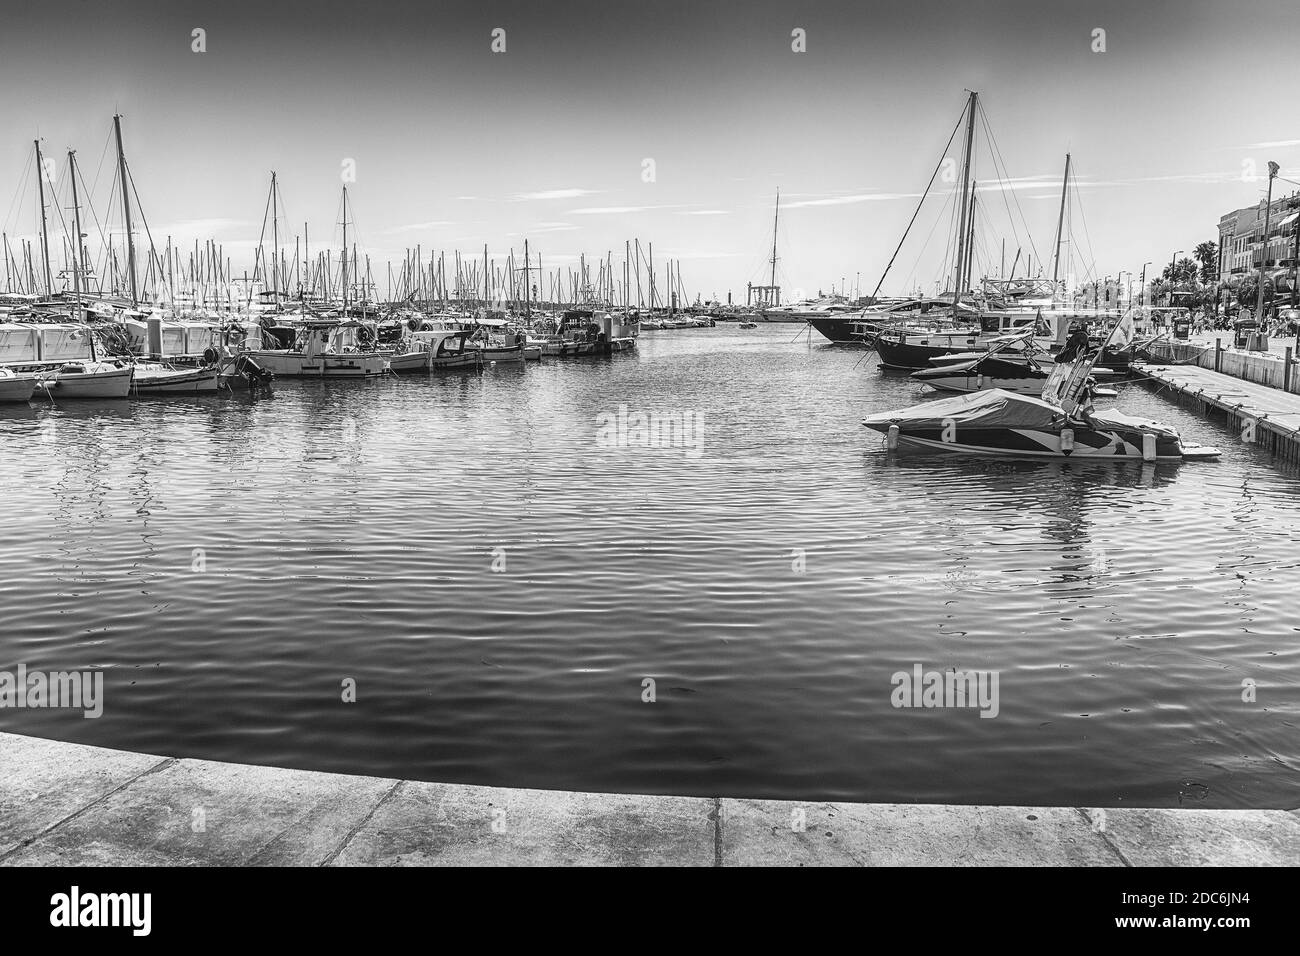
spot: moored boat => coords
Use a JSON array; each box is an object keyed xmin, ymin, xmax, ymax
[
  {"xmin": 388, "ymin": 330, "xmax": 481, "ymax": 372},
  {"xmin": 33, "ymin": 362, "xmax": 134, "ymax": 400},
  {"xmin": 864, "ymin": 309, "xmax": 1219, "ymax": 462},
  {"xmin": 130, "ymin": 363, "xmax": 221, "ymax": 394},
  {"xmin": 0, "ymin": 367, "xmax": 38, "ymax": 403}
]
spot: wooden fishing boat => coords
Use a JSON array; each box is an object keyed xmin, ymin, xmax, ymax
[
  {"xmin": 388, "ymin": 330, "xmax": 481, "ymax": 372},
  {"xmin": 34, "ymin": 362, "xmax": 133, "ymax": 399},
  {"xmin": 130, "ymin": 363, "xmax": 221, "ymax": 394}
]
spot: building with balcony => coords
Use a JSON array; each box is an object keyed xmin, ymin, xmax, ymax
[{"xmin": 1217, "ymin": 191, "xmax": 1300, "ymax": 296}]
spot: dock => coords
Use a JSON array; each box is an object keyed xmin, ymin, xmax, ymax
[
  {"xmin": 1134, "ymin": 358, "xmax": 1300, "ymax": 464},
  {"xmin": 2, "ymin": 732, "xmax": 1298, "ymax": 866}
]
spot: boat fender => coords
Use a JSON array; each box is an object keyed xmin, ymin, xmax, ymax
[
  {"xmin": 1060, "ymin": 428, "xmax": 1074, "ymax": 455},
  {"xmin": 1142, "ymin": 432, "xmax": 1157, "ymax": 462},
  {"xmin": 887, "ymin": 424, "xmax": 900, "ymax": 450},
  {"xmin": 203, "ymin": 347, "xmax": 219, "ymax": 366}
]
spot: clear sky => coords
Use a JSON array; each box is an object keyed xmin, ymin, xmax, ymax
[{"xmin": 3, "ymin": 0, "xmax": 1299, "ymax": 303}]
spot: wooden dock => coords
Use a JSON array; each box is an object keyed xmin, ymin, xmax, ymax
[{"xmin": 1135, "ymin": 361, "xmax": 1300, "ymax": 464}]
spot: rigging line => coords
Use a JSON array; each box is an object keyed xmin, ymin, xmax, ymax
[
  {"xmin": 77, "ymin": 160, "xmax": 111, "ymax": 273},
  {"xmin": 899, "ymin": 181, "xmax": 958, "ymax": 295},
  {"xmin": 1069, "ymin": 172, "xmax": 1099, "ymax": 280},
  {"xmin": 125, "ymin": 162, "xmax": 165, "ymax": 293},
  {"xmin": 2, "ymin": 149, "xmax": 35, "ymax": 236},
  {"xmin": 975, "ymin": 105, "xmax": 1026, "ymax": 256},
  {"xmin": 977, "ymin": 101, "xmax": 1042, "ymax": 267},
  {"xmin": 86, "ymin": 122, "xmax": 114, "ymax": 211},
  {"xmin": 868, "ymin": 102, "xmax": 966, "ymax": 300}
]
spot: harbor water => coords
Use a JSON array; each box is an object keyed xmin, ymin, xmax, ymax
[{"xmin": 2, "ymin": 326, "xmax": 1298, "ymax": 808}]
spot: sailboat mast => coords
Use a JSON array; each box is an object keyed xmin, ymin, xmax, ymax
[
  {"xmin": 1052, "ymin": 152, "xmax": 1071, "ymax": 286},
  {"xmin": 113, "ymin": 115, "xmax": 138, "ymax": 306},
  {"xmin": 951, "ymin": 91, "xmax": 977, "ymax": 310},
  {"xmin": 770, "ymin": 189, "xmax": 780, "ymax": 302},
  {"xmin": 341, "ymin": 187, "xmax": 348, "ymax": 312},
  {"xmin": 68, "ymin": 150, "xmax": 83, "ymax": 317},
  {"xmin": 270, "ymin": 172, "xmax": 280, "ymax": 302},
  {"xmin": 964, "ymin": 184, "xmax": 977, "ymax": 293},
  {"xmin": 33, "ymin": 140, "xmax": 53, "ymax": 295}
]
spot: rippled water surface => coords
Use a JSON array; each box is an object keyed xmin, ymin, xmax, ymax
[{"xmin": 3, "ymin": 326, "xmax": 1299, "ymax": 808}]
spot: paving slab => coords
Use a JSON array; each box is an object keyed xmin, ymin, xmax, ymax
[
  {"xmin": 720, "ymin": 800, "xmax": 1123, "ymax": 866},
  {"xmin": 1087, "ymin": 808, "xmax": 1300, "ymax": 867},
  {"xmin": 3, "ymin": 734, "xmax": 1298, "ymax": 866},
  {"xmin": 3, "ymin": 755, "xmax": 393, "ymax": 866},
  {"xmin": 329, "ymin": 780, "xmax": 715, "ymax": 867},
  {"xmin": 0, "ymin": 733, "xmax": 166, "ymax": 860}
]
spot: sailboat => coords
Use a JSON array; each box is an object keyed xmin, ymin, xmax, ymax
[
  {"xmin": 240, "ymin": 186, "xmax": 383, "ymax": 377},
  {"xmin": 863, "ymin": 308, "xmax": 1220, "ymax": 461}
]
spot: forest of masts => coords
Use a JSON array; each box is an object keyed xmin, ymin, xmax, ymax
[{"xmin": 3, "ymin": 146, "xmax": 692, "ymax": 316}]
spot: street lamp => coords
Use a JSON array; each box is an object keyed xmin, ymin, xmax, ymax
[
  {"xmin": 1140, "ymin": 261, "xmax": 1152, "ymax": 309},
  {"xmin": 1255, "ymin": 160, "xmax": 1280, "ymax": 324},
  {"xmin": 1168, "ymin": 251, "xmax": 1184, "ymax": 307}
]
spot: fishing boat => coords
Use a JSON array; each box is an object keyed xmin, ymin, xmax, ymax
[
  {"xmin": 242, "ymin": 319, "xmax": 384, "ymax": 377},
  {"xmin": 388, "ymin": 330, "xmax": 481, "ymax": 372},
  {"xmin": 0, "ymin": 367, "xmax": 38, "ymax": 403},
  {"xmin": 34, "ymin": 361, "xmax": 134, "ymax": 400},
  {"xmin": 863, "ymin": 309, "xmax": 1219, "ymax": 461},
  {"xmin": 130, "ymin": 363, "xmax": 221, "ymax": 394}
]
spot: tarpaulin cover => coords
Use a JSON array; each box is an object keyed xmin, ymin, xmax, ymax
[{"xmin": 862, "ymin": 388, "xmax": 1063, "ymax": 431}]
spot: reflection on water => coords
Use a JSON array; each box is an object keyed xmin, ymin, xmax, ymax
[{"xmin": 2, "ymin": 328, "xmax": 1299, "ymax": 808}]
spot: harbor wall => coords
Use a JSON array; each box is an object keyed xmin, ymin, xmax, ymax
[{"xmin": 1144, "ymin": 339, "xmax": 1300, "ymax": 393}]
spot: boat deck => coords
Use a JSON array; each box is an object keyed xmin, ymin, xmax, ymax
[{"xmin": 1134, "ymin": 361, "xmax": 1300, "ymax": 464}]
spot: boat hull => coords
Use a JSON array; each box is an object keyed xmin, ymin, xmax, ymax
[
  {"xmin": 131, "ymin": 365, "xmax": 220, "ymax": 394},
  {"xmin": 243, "ymin": 350, "xmax": 384, "ymax": 377},
  {"xmin": 874, "ymin": 333, "xmax": 983, "ymax": 369},
  {"xmin": 0, "ymin": 374, "xmax": 38, "ymax": 403},
  {"xmin": 35, "ymin": 365, "xmax": 133, "ymax": 399},
  {"xmin": 807, "ymin": 316, "xmax": 867, "ymax": 345},
  {"xmin": 862, "ymin": 388, "xmax": 1215, "ymax": 462}
]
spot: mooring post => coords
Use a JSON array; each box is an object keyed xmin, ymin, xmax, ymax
[
  {"xmin": 1215, "ymin": 339, "xmax": 1222, "ymax": 373},
  {"xmin": 1286, "ymin": 347, "xmax": 1294, "ymax": 393}
]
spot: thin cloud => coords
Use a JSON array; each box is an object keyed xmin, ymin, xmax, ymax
[
  {"xmin": 1242, "ymin": 139, "xmax": 1300, "ymax": 150},
  {"xmin": 783, "ymin": 192, "xmax": 918, "ymax": 208},
  {"xmin": 680, "ymin": 209, "xmax": 730, "ymax": 216},
  {"xmin": 513, "ymin": 188, "xmax": 600, "ymax": 201},
  {"xmin": 387, "ymin": 220, "xmax": 455, "ymax": 233},
  {"xmin": 570, "ymin": 204, "xmax": 669, "ymax": 215}
]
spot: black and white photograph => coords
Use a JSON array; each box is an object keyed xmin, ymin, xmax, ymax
[{"xmin": 0, "ymin": 0, "xmax": 1295, "ymax": 932}]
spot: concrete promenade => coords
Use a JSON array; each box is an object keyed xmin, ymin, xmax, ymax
[{"xmin": 2, "ymin": 732, "xmax": 1298, "ymax": 866}]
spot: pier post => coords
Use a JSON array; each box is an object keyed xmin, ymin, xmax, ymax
[
  {"xmin": 1215, "ymin": 340, "xmax": 1222, "ymax": 373},
  {"xmin": 1286, "ymin": 347, "xmax": 1294, "ymax": 393}
]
